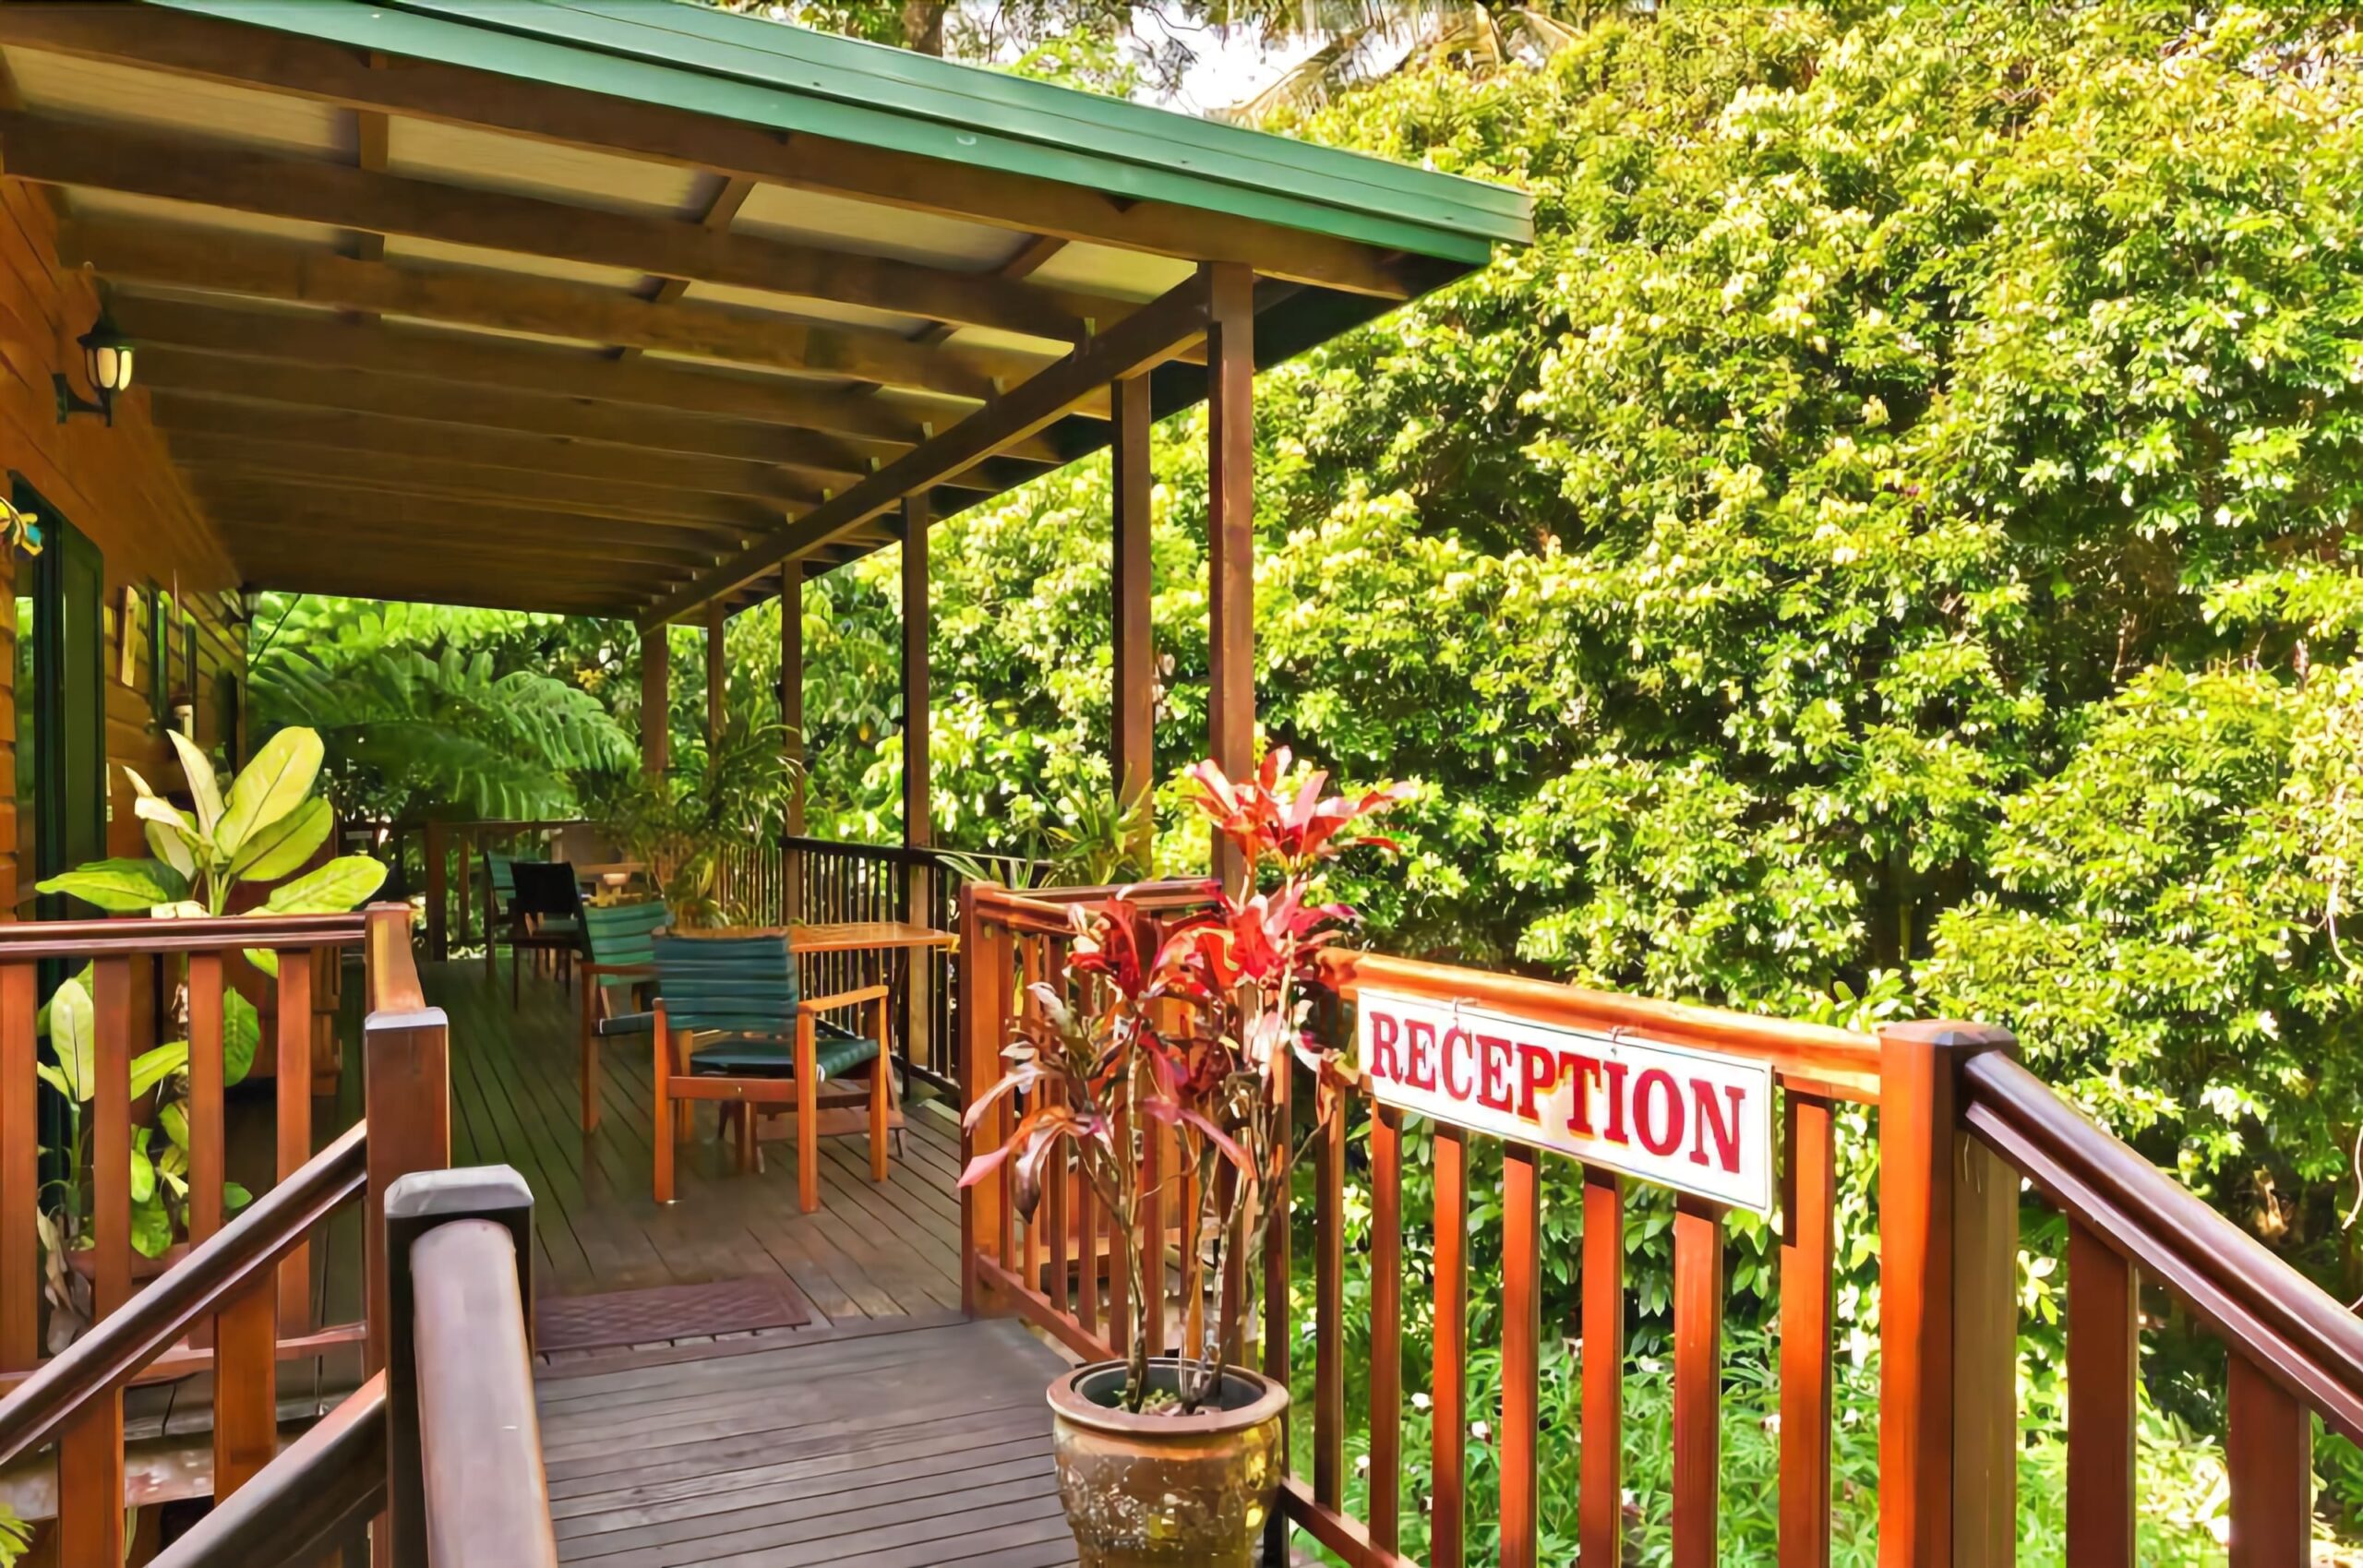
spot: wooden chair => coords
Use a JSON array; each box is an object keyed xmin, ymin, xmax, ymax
[
  {"xmin": 480, "ymin": 850, "xmax": 518, "ymax": 982},
  {"xmin": 650, "ymin": 932, "xmax": 893, "ymax": 1212},
  {"xmin": 575, "ymin": 897, "xmax": 671, "ymax": 1132},
  {"xmin": 505, "ymin": 860, "xmax": 582, "ymax": 1006}
]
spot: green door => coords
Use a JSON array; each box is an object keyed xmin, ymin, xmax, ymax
[{"xmin": 13, "ymin": 484, "xmax": 106, "ymax": 914}]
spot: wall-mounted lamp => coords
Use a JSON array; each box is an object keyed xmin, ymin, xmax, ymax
[{"xmin": 54, "ymin": 312, "xmax": 134, "ymax": 425}]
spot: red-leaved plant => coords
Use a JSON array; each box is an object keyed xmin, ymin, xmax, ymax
[{"xmin": 960, "ymin": 749, "xmax": 1410, "ymax": 1413}]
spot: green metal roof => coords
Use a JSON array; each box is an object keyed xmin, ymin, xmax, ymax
[{"xmin": 155, "ymin": 0, "xmax": 1532, "ymax": 265}]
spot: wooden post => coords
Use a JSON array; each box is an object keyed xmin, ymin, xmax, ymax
[
  {"xmin": 1205, "ymin": 263, "xmax": 1254, "ymax": 892},
  {"xmin": 901, "ymin": 492, "xmax": 933, "ymax": 1070},
  {"xmin": 383, "ymin": 1167, "xmax": 537, "ymax": 1568},
  {"xmin": 641, "ymin": 622, "xmax": 669, "ymax": 780},
  {"xmin": 364, "ymin": 995, "xmax": 451, "ymax": 1383},
  {"xmin": 1111, "ymin": 371, "xmax": 1155, "ymax": 868},
  {"xmin": 423, "ymin": 820, "xmax": 448, "ymax": 964},
  {"xmin": 1878, "ymin": 1021, "xmax": 2020, "ymax": 1568},
  {"xmin": 704, "ymin": 598, "xmax": 727, "ymax": 748},
  {"xmin": 781, "ymin": 561, "xmax": 806, "ymax": 922}
]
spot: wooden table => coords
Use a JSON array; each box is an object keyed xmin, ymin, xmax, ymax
[
  {"xmin": 701, "ymin": 920, "xmax": 955, "ymax": 956},
  {"xmin": 676, "ymin": 920, "xmax": 954, "ymax": 1073}
]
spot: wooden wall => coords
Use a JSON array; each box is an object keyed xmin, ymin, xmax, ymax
[{"xmin": 0, "ymin": 175, "xmax": 244, "ymax": 919}]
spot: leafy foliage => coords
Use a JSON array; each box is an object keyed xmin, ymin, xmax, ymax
[
  {"xmin": 249, "ymin": 595, "xmax": 635, "ymax": 821},
  {"xmin": 578, "ymin": 714, "xmax": 802, "ymax": 926}
]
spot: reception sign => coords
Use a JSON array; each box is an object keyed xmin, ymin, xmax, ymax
[{"xmin": 1357, "ymin": 987, "xmax": 1776, "ymax": 1214}]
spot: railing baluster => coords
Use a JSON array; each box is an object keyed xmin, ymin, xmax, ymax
[
  {"xmin": 1579, "ymin": 1165, "xmax": 1624, "ymax": 1568},
  {"xmin": 1431, "ymin": 1120, "xmax": 1469, "ymax": 1568},
  {"xmin": 1018, "ymin": 938, "xmax": 1044, "ymax": 1294},
  {"xmin": 55, "ymin": 1391, "xmax": 124, "ymax": 1568},
  {"xmin": 1258, "ymin": 1037, "xmax": 1289, "ymax": 1381},
  {"xmin": 1107, "ymin": 1101, "xmax": 1130, "ymax": 1359},
  {"xmin": 1780, "ymin": 1090, "xmax": 1835, "ymax": 1568},
  {"xmin": 0, "ymin": 960, "xmax": 35, "ymax": 1371},
  {"xmin": 213, "ymin": 1277, "xmax": 278, "ymax": 1500},
  {"xmin": 2226, "ymin": 1350, "xmax": 2311, "ymax": 1567},
  {"xmin": 1312, "ymin": 1101, "xmax": 1345, "ymax": 1510},
  {"xmin": 1672, "ymin": 1195, "xmax": 1724, "ymax": 1568},
  {"xmin": 1367, "ymin": 1103, "xmax": 1403, "ymax": 1553},
  {"xmin": 957, "ymin": 898, "xmax": 1010, "ymax": 1317},
  {"xmin": 186, "ymin": 954, "xmax": 226, "ymax": 1250},
  {"xmin": 90, "ymin": 955, "xmax": 132, "ymax": 1323},
  {"xmin": 2068, "ymin": 1218, "xmax": 2138, "ymax": 1568},
  {"xmin": 276, "ymin": 948, "xmax": 314, "ymax": 1332},
  {"xmin": 1139, "ymin": 1086, "xmax": 1165, "ymax": 1359},
  {"xmin": 1501, "ymin": 1141, "xmax": 1541, "ymax": 1568}
]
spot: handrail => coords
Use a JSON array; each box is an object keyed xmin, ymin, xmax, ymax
[
  {"xmin": 366, "ymin": 902, "xmax": 426, "ymax": 1013},
  {"xmin": 0, "ymin": 909, "xmax": 370, "ymax": 958},
  {"xmin": 967, "ymin": 878, "xmax": 1223, "ymax": 936},
  {"xmin": 1962, "ymin": 1050, "xmax": 2363, "ymax": 1442},
  {"xmin": 149, "ymin": 1373, "xmax": 389, "ymax": 1568},
  {"xmin": 410, "ymin": 1216, "xmax": 558, "ymax": 1567},
  {"xmin": 1320, "ymin": 948, "xmax": 1884, "ymax": 1104},
  {"xmin": 0, "ymin": 1120, "xmax": 368, "ymax": 1465}
]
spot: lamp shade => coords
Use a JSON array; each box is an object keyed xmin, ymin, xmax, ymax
[{"xmin": 78, "ymin": 317, "xmax": 133, "ymax": 395}]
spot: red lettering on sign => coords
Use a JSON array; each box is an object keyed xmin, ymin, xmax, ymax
[
  {"xmin": 1367, "ymin": 1012, "xmax": 1402, "ymax": 1084},
  {"xmin": 1442, "ymin": 1027, "xmax": 1475, "ymax": 1102},
  {"xmin": 1517, "ymin": 1043, "xmax": 1562, "ymax": 1121},
  {"xmin": 1690, "ymin": 1079, "xmax": 1745, "ymax": 1174},
  {"xmin": 1601, "ymin": 1059, "xmax": 1632, "ymax": 1144},
  {"xmin": 1634, "ymin": 1068, "xmax": 1684, "ymax": 1156},
  {"xmin": 1562, "ymin": 1053, "xmax": 1602, "ymax": 1136},
  {"xmin": 1477, "ymin": 1034, "xmax": 1514, "ymax": 1112},
  {"xmin": 1406, "ymin": 1020, "xmax": 1438, "ymax": 1092}
]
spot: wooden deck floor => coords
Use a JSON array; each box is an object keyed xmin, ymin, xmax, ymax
[
  {"xmin": 429, "ymin": 959, "xmax": 968, "ymax": 1319},
  {"xmin": 423, "ymin": 959, "xmax": 1080, "ymax": 1567}
]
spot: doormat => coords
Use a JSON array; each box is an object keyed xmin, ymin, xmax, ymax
[{"xmin": 534, "ymin": 1276, "xmax": 815, "ymax": 1354}]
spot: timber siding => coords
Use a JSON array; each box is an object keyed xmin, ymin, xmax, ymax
[{"xmin": 0, "ymin": 173, "xmax": 243, "ymax": 919}]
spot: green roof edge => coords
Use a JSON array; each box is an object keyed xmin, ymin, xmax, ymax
[{"xmin": 150, "ymin": 0, "xmax": 1531, "ymax": 261}]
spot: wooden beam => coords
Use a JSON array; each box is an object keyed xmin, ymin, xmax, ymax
[
  {"xmin": 0, "ymin": 111, "xmax": 1145, "ymax": 343},
  {"xmin": 201, "ymin": 496, "xmax": 744, "ymax": 565},
  {"xmin": 900, "ymin": 488, "xmax": 934, "ymax": 1073},
  {"xmin": 228, "ymin": 533, "xmax": 705, "ymax": 584},
  {"xmin": 141, "ymin": 346, "xmax": 880, "ymax": 480},
  {"xmin": 705, "ymin": 600, "xmax": 727, "ymax": 748},
  {"xmin": 782, "ymin": 559, "xmax": 806, "ymax": 837},
  {"xmin": 629, "ymin": 176, "xmax": 757, "ymax": 360},
  {"xmin": 0, "ymin": 6, "xmax": 1420, "ymax": 299},
  {"xmin": 112, "ymin": 294, "xmax": 1054, "ymax": 454},
  {"xmin": 1111, "ymin": 371, "xmax": 1155, "ymax": 856},
  {"xmin": 642, "ymin": 625, "xmax": 670, "ymax": 778},
  {"xmin": 62, "ymin": 220, "xmax": 1062, "ymax": 402},
  {"xmin": 1206, "ymin": 263, "xmax": 1255, "ymax": 891},
  {"xmin": 173, "ymin": 439, "xmax": 782, "ymax": 533},
  {"xmin": 642, "ymin": 269, "xmax": 1212, "ymax": 626},
  {"xmin": 233, "ymin": 568, "xmax": 640, "ymax": 616},
  {"xmin": 148, "ymin": 395, "xmax": 822, "ymax": 508}
]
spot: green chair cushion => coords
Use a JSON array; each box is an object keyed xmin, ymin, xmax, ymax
[
  {"xmin": 653, "ymin": 933, "xmax": 798, "ymax": 1035},
  {"xmin": 582, "ymin": 899, "xmax": 670, "ymax": 972},
  {"xmin": 688, "ymin": 1029, "xmax": 880, "ymax": 1082}
]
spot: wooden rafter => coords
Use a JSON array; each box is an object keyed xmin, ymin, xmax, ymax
[
  {"xmin": 108, "ymin": 295, "xmax": 1062, "ymax": 459},
  {"xmin": 144, "ymin": 396, "xmax": 817, "ymax": 507},
  {"xmin": 0, "ymin": 110, "xmax": 1147, "ymax": 342},
  {"xmin": 141, "ymin": 348, "xmax": 881, "ymax": 482},
  {"xmin": 171, "ymin": 439, "xmax": 785, "ymax": 533},
  {"xmin": 0, "ymin": 6, "xmax": 1420, "ymax": 299},
  {"xmin": 60, "ymin": 221, "xmax": 1070, "ymax": 404},
  {"xmin": 642, "ymin": 269, "xmax": 1215, "ymax": 626},
  {"xmin": 189, "ymin": 476, "xmax": 760, "ymax": 551}
]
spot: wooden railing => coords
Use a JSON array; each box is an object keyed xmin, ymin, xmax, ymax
[
  {"xmin": 959, "ymin": 891, "xmax": 2363, "ymax": 1566},
  {"xmin": 0, "ymin": 908, "xmax": 378, "ymax": 1383},
  {"xmin": 0, "ymin": 902, "xmax": 554, "ymax": 1565}
]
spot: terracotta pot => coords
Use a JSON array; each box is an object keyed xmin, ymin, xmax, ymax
[{"xmin": 1046, "ymin": 1358, "xmax": 1289, "ymax": 1567}]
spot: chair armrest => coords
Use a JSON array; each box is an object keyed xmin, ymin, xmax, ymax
[
  {"xmin": 799, "ymin": 985, "xmax": 891, "ymax": 1013},
  {"xmin": 582, "ymin": 962, "xmax": 657, "ymax": 979}
]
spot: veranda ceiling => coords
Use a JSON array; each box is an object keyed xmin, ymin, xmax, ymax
[{"xmin": 0, "ymin": 0, "xmax": 1528, "ymax": 622}]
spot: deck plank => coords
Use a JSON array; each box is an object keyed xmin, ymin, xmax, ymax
[{"xmin": 418, "ymin": 960, "xmax": 1078, "ymax": 1567}]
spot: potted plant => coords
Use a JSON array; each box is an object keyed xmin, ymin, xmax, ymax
[
  {"xmin": 961, "ymin": 749, "xmax": 1408, "ymax": 1565},
  {"xmin": 575, "ymin": 715, "xmax": 799, "ymax": 927}
]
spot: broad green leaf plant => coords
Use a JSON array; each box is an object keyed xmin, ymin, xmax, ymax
[{"xmin": 30, "ymin": 725, "xmax": 380, "ymax": 1344}]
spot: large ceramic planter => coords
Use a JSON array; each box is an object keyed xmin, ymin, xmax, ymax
[{"xmin": 1046, "ymin": 1358, "xmax": 1289, "ymax": 1567}]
